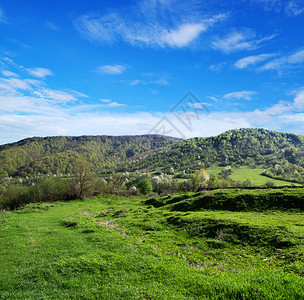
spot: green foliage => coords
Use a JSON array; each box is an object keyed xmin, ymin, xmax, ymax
[
  {"xmin": 0, "ymin": 185, "xmax": 29, "ymax": 210},
  {"xmin": 0, "ymin": 135, "xmax": 179, "ymax": 177},
  {"xmin": 137, "ymin": 178, "xmax": 153, "ymax": 195},
  {"xmin": 146, "ymin": 188, "xmax": 304, "ymax": 212},
  {"xmin": 190, "ymin": 168, "xmax": 210, "ymax": 191},
  {"xmin": 1, "ymin": 196, "xmax": 304, "ymax": 298},
  {"xmin": 130, "ymin": 128, "xmax": 304, "ymax": 183},
  {"xmin": 0, "ymin": 177, "xmax": 75, "ymax": 210}
]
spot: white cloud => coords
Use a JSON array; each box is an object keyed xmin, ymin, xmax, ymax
[
  {"xmin": 252, "ymin": 0, "xmax": 304, "ymax": 16},
  {"xmin": 234, "ymin": 53, "xmax": 275, "ymax": 69},
  {"xmin": 128, "ymin": 79, "xmax": 143, "ymax": 86},
  {"xmin": 97, "ymin": 65, "xmax": 126, "ymax": 75},
  {"xmin": 209, "ymin": 62, "xmax": 227, "ymax": 72},
  {"xmin": 251, "ymin": 0, "xmax": 283, "ymax": 11},
  {"xmin": 162, "ymin": 23, "xmax": 206, "ymax": 47},
  {"xmin": 293, "ymin": 89, "xmax": 304, "ymax": 110},
  {"xmin": 212, "ymin": 30, "xmax": 276, "ymax": 53},
  {"xmin": 3, "ymin": 89, "xmax": 304, "ymax": 144},
  {"xmin": 0, "ymin": 7, "xmax": 5, "ymax": 23},
  {"xmin": 100, "ymin": 99, "xmax": 126, "ymax": 107},
  {"xmin": 123, "ymin": 78, "xmax": 169, "ymax": 86},
  {"xmin": 108, "ymin": 101, "xmax": 126, "ymax": 107},
  {"xmin": 32, "ymin": 88, "xmax": 87, "ymax": 104},
  {"xmin": 208, "ymin": 96, "xmax": 221, "ymax": 102},
  {"xmin": 286, "ymin": 1, "xmax": 304, "ymax": 16},
  {"xmin": 46, "ymin": 21, "xmax": 58, "ymax": 31},
  {"xmin": 223, "ymin": 91, "xmax": 257, "ymax": 100},
  {"xmin": 27, "ymin": 67, "xmax": 53, "ymax": 78},
  {"xmin": 1, "ymin": 70, "xmax": 19, "ymax": 77},
  {"xmin": 151, "ymin": 79, "xmax": 169, "ymax": 85},
  {"xmin": 0, "ymin": 78, "xmax": 32, "ymax": 94},
  {"xmin": 260, "ymin": 48, "xmax": 304, "ymax": 71},
  {"xmin": 74, "ymin": 1, "xmax": 228, "ymax": 48}
]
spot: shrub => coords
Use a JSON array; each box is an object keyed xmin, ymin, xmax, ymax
[
  {"xmin": 137, "ymin": 178, "xmax": 153, "ymax": 195},
  {"xmin": 0, "ymin": 185, "xmax": 29, "ymax": 210}
]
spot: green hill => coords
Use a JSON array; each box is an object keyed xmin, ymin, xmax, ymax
[
  {"xmin": 128, "ymin": 128, "xmax": 304, "ymax": 183},
  {"xmin": 0, "ymin": 135, "xmax": 180, "ymax": 177},
  {"xmin": 1, "ymin": 128, "xmax": 304, "ymax": 184}
]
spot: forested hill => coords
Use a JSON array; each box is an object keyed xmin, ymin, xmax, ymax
[
  {"xmin": 0, "ymin": 135, "xmax": 180, "ymax": 177},
  {"xmin": 1, "ymin": 128, "xmax": 304, "ymax": 182},
  {"xmin": 128, "ymin": 128, "xmax": 304, "ymax": 182}
]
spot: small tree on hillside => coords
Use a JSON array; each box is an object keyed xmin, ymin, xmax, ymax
[
  {"xmin": 73, "ymin": 160, "xmax": 95, "ymax": 198},
  {"xmin": 190, "ymin": 169, "xmax": 210, "ymax": 192},
  {"xmin": 137, "ymin": 178, "xmax": 152, "ymax": 195}
]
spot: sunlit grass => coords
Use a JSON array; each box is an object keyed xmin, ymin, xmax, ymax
[{"xmin": 0, "ymin": 196, "xmax": 304, "ymax": 299}]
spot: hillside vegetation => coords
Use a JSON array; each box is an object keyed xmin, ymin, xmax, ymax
[
  {"xmin": 1, "ymin": 128, "xmax": 303, "ymax": 184},
  {"xmin": 130, "ymin": 128, "xmax": 304, "ymax": 183},
  {"xmin": 1, "ymin": 194, "xmax": 304, "ymax": 299},
  {"xmin": 0, "ymin": 135, "xmax": 179, "ymax": 177}
]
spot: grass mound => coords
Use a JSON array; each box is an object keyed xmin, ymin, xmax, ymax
[
  {"xmin": 1, "ymin": 195, "xmax": 304, "ymax": 298},
  {"xmin": 146, "ymin": 188, "xmax": 304, "ymax": 212}
]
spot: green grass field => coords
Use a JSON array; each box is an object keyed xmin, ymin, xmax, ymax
[
  {"xmin": 1, "ymin": 194, "xmax": 304, "ymax": 299},
  {"xmin": 206, "ymin": 165, "xmax": 301, "ymax": 186}
]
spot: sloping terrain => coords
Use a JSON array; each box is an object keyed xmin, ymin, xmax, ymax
[
  {"xmin": 0, "ymin": 135, "xmax": 180, "ymax": 177},
  {"xmin": 1, "ymin": 195, "xmax": 304, "ymax": 299},
  {"xmin": 1, "ymin": 128, "xmax": 304, "ymax": 184}
]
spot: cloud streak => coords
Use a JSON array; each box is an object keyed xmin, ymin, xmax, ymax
[
  {"xmin": 223, "ymin": 91, "xmax": 257, "ymax": 101},
  {"xmin": 212, "ymin": 29, "xmax": 276, "ymax": 53},
  {"xmin": 252, "ymin": 0, "xmax": 304, "ymax": 16},
  {"xmin": 27, "ymin": 67, "xmax": 53, "ymax": 78},
  {"xmin": 97, "ymin": 65, "xmax": 126, "ymax": 75},
  {"xmin": 74, "ymin": 0, "xmax": 228, "ymax": 48},
  {"xmin": 234, "ymin": 53, "xmax": 276, "ymax": 69},
  {"xmin": 260, "ymin": 48, "xmax": 304, "ymax": 71},
  {"xmin": 0, "ymin": 7, "xmax": 5, "ymax": 23},
  {"xmin": 100, "ymin": 99, "xmax": 126, "ymax": 107}
]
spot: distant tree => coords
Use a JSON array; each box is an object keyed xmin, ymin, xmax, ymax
[
  {"xmin": 190, "ymin": 169, "xmax": 210, "ymax": 191},
  {"xmin": 242, "ymin": 178, "xmax": 254, "ymax": 188},
  {"xmin": 137, "ymin": 178, "xmax": 152, "ymax": 195},
  {"xmin": 73, "ymin": 160, "xmax": 95, "ymax": 198}
]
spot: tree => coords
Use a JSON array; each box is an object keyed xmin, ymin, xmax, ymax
[
  {"xmin": 137, "ymin": 178, "xmax": 152, "ymax": 195},
  {"xmin": 190, "ymin": 169, "xmax": 210, "ymax": 191},
  {"xmin": 73, "ymin": 160, "xmax": 95, "ymax": 198}
]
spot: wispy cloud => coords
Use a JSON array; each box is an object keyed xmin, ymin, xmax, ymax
[
  {"xmin": 74, "ymin": 0, "xmax": 228, "ymax": 48},
  {"xmin": 32, "ymin": 89, "xmax": 85, "ymax": 104},
  {"xmin": 234, "ymin": 53, "xmax": 275, "ymax": 69},
  {"xmin": 212, "ymin": 29, "xmax": 276, "ymax": 53},
  {"xmin": 286, "ymin": 1, "xmax": 304, "ymax": 16},
  {"xmin": 122, "ymin": 78, "xmax": 169, "ymax": 86},
  {"xmin": 2, "ymin": 86, "xmax": 304, "ymax": 144},
  {"xmin": 0, "ymin": 78, "xmax": 32, "ymax": 94},
  {"xmin": 252, "ymin": 0, "xmax": 304, "ymax": 16},
  {"xmin": 260, "ymin": 48, "xmax": 304, "ymax": 71},
  {"xmin": 162, "ymin": 23, "xmax": 206, "ymax": 47},
  {"xmin": 97, "ymin": 65, "xmax": 126, "ymax": 75},
  {"xmin": 46, "ymin": 21, "xmax": 58, "ymax": 31},
  {"xmin": 1, "ymin": 70, "xmax": 19, "ymax": 77},
  {"xmin": 100, "ymin": 99, "xmax": 126, "ymax": 107},
  {"xmin": 209, "ymin": 62, "xmax": 227, "ymax": 72},
  {"xmin": 27, "ymin": 67, "xmax": 53, "ymax": 78},
  {"xmin": 223, "ymin": 91, "xmax": 257, "ymax": 100},
  {"xmin": 0, "ymin": 7, "xmax": 6, "ymax": 23}
]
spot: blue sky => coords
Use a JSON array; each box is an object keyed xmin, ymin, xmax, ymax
[{"xmin": 0, "ymin": 0, "xmax": 304, "ymax": 144}]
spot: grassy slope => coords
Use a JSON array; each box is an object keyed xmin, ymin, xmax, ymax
[
  {"xmin": 206, "ymin": 165, "xmax": 300, "ymax": 186},
  {"xmin": 1, "ymin": 196, "xmax": 304, "ymax": 299}
]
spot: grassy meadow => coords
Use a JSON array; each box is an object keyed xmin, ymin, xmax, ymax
[
  {"xmin": 1, "ymin": 191, "xmax": 304, "ymax": 299},
  {"xmin": 206, "ymin": 165, "xmax": 300, "ymax": 186}
]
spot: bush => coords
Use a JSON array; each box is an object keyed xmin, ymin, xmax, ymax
[
  {"xmin": 137, "ymin": 178, "xmax": 153, "ymax": 195},
  {"xmin": 0, "ymin": 185, "xmax": 30, "ymax": 210}
]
